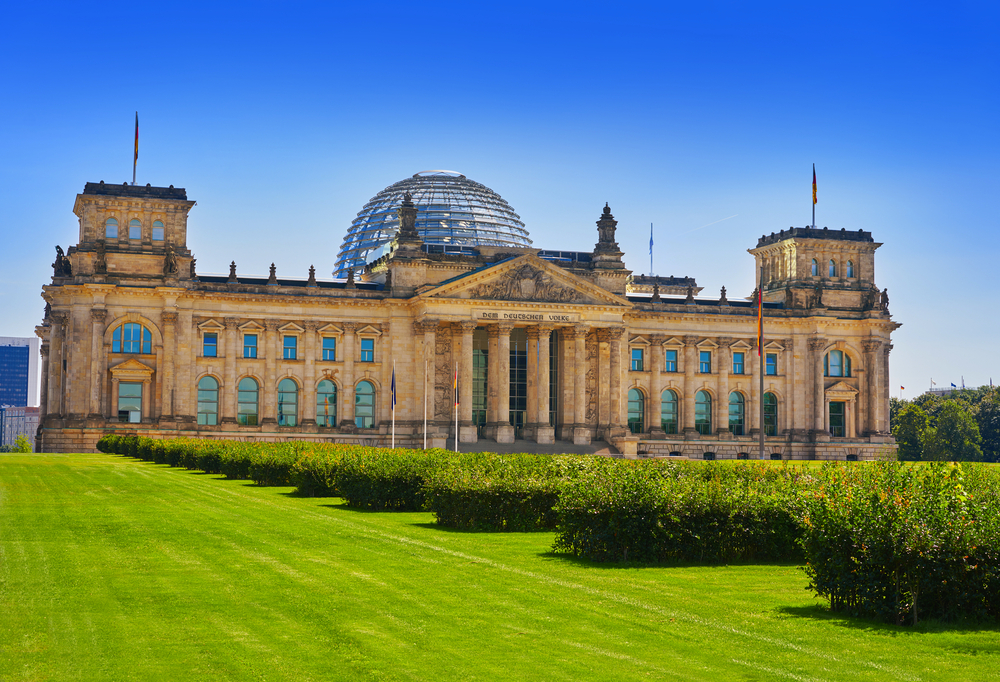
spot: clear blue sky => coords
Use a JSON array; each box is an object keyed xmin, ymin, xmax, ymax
[{"xmin": 1, "ymin": 1, "xmax": 997, "ymax": 399}]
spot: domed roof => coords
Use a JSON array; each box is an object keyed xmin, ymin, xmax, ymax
[{"xmin": 333, "ymin": 170, "xmax": 531, "ymax": 278}]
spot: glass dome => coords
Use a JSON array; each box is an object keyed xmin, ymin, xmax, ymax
[{"xmin": 334, "ymin": 170, "xmax": 531, "ymax": 278}]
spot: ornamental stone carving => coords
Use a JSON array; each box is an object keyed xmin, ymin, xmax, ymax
[
  {"xmin": 808, "ymin": 338, "xmax": 827, "ymax": 352},
  {"xmin": 468, "ymin": 264, "xmax": 584, "ymax": 303},
  {"xmin": 91, "ymin": 309, "xmax": 107, "ymax": 323},
  {"xmin": 862, "ymin": 339, "xmax": 882, "ymax": 353},
  {"xmin": 225, "ymin": 317, "xmax": 241, "ymax": 330},
  {"xmin": 161, "ymin": 311, "xmax": 177, "ymax": 325}
]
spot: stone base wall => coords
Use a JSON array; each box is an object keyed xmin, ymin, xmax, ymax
[{"xmin": 636, "ymin": 438, "xmax": 895, "ymax": 461}]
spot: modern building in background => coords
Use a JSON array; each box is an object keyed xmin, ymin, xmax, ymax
[
  {"xmin": 0, "ymin": 336, "xmax": 39, "ymax": 407},
  {"xmin": 36, "ymin": 175, "xmax": 899, "ymax": 458}
]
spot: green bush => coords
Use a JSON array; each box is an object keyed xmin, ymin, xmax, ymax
[{"xmin": 334, "ymin": 447, "xmax": 447, "ymax": 511}]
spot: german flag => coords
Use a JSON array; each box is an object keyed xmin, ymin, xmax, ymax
[
  {"xmin": 134, "ymin": 112, "xmax": 139, "ymax": 164},
  {"xmin": 812, "ymin": 164, "xmax": 817, "ymax": 205}
]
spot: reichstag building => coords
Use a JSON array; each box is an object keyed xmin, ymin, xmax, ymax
[{"xmin": 36, "ymin": 171, "xmax": 899, "ymax": 458}]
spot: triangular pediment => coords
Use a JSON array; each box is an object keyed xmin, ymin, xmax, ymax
[
  {"xmin": 629, "ymin": 336, "xmax": 650, "ymax": 346},
  {"xmin": 110, "ymin": 357, "xmax": 154, "ymax": 378},
  {"xmin": 239, "ymin": 320, "xmax": 264, "ymax": 332},
  {"xmin": 279, "ymin": 322, "xmax": 305, "ymax": 334},
  {"xmin": 764, "ymin": 341, "xmax": 786, "ymax": 352},
  {"xmin": 416, "ymin": 254, "xmax": 631, "ymax": 307},
  {"xmin": 663, "ymin": 336, "xmax": 684, "ymax": 347},
  {"xmin": 318, "ymin": 323, "xmax": 343, "ymax": 335},
  {"xmin": 730, "ymin": 340, "xmax": 753, "ymax": 350},
  {"xmin": 826, "ymin": 380, "xmax": 859, "ymax": 397},
  {"xmin": 696, "ymin": 338, "xmax": 718, "ymax": 349},
  {"xmin": 357, "ymin": 325, "xmax": 382, "ymax": 337},
  {"xmin": 198, "ymin": 319, "xmax": 225, "ymax": 331}
]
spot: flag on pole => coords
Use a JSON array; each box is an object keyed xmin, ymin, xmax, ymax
[
  {"xmin": 951, "ymin": 383, "xmax": 957, "ymax": 388},
  {"xmin": 649, "ymin": 223, "xmax": 654, "ymax": 255},
  {"xmin": 132, "ymin": 112, "xmax": 139, "ymax": 185},
  {"xmin": 900, "ymin": 386, "xmax": 905, "ymax": 391},
  {"xmin": 931, "ymin": 379, "xmax": 936, "ymax": 386},
  {"xmin": 391, "ymin": 363, "xmax": 396, "ymax": 410},
  {"xmin": 454, "ymin": 363, "xmax": 459, "ymax": 406},
  {"xmin": 812, "ymin": 164, "xmax": 817, "ymax": 205}
]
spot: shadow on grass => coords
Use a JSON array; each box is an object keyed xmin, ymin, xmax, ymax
[
  {"xmin": 534, "ymin": 550, "xmax": 804, "ymax": 570},
  {"xmin": 776, "ymin": 604, "xmax": 1000, "ymax": 635}
]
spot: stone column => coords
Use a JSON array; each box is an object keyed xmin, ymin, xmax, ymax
[
  {"xmin": 160, "ymin": 311, "xmax": 177, "ymax": 421},
  {"xmin": 862, "ymin": 339, "xmax": 881, "ymax": 436},
  {"xmin": 222, "ymin": 317, "xmax": 240, "ymax": 424},
  {"xmin": 682, "ymin": 336, "xmax": 698, "ymax": 436},
  {"xmin": 809, "ymin": 338, "xmax": 827, "ymax": 439},
  {"xmin": 533, "ymin": 325, "xmax": 554, "ymax": 444},
  {"xmin": 648, "ymin": 335, "xmax": 665, "ymax": 436},
  {"xmin": 457, "ymin": 321, "xmax": 477, "ymax": 443},
  {"xmin": 881, "ymin": 344, "xmax": 893, "ymax": 435},
  {"xmin": 557, "ymin": 330, "xmax": 575, "ymax": 440},
  {"xmin": 525, "ymin": 326, "xmax": 539, "ymax": 440},
  {"xmin": 716, "ymin": 337, "xmax": 731, "ymax": 436},
  {"xmin": 572, "ymin": 325, "xmax": 590, "ymax": 445},
  {"xmin": 262, "ymin": 320, "xmax": 280, "ymax": 425},
  {"xmin": 89, "ymin": 310, "xmax": 106, "ymax": 419},
  {"xmin": 340, "ymin": 322, "xmax": 358, "ymax": 428},
  {"xmin": 111, "ymin": 377, "xmax": 120, "ymax": 423},
  {"xmin": 749, "ymin": 343, "xmax": 760, "ymax": 438},
  {"xmin": 485, "ymin": 324, "xmax": 499, "ymax": 428},
  {"xmin": 141, "ymin": 377, "xmax": 152, "ymax": 423},
  {"xmin": 39, "ymin": 342, "xmax": 50, "ymax": 423},
  {"xmin": 606, "ymin": 327, "xmax": 625, "ymax": 434},
  {"xmin": 175, "ymin": 311, "xmax": 195, "ymax": 422},
  {"xmin": 48, "ymin": 313, "xmax": 66, "ymax": 419},
  {"xmin": 494, "ymin": 322, "xmax": 515, "ymax": 443},
  {"xmin": 302, "ymin": 321, "xmax": 319, "ymax": 426}
]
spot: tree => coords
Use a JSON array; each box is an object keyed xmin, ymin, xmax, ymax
[
  {"xmin": 921, "ymin": 401, "xmax": 983, "ymax": 462},
  {"xmin": 889, "ymin": 397, "xmax": 908, "ymax": 430},
  {"xmin": 974, "ymin": 390, "xmax": 1000, "ymax": 463},
  {"xmin": 892, "ymin": 403, "xmax": 928, "ymax": 461},
  {"xmin": 12, "ymin": 434, "xmax": 32, "ymax": 453}
]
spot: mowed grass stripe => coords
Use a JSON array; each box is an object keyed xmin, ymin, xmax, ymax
[{"xmin": 0, "ymin": 455, "xmax": 996, "ymax": 681}]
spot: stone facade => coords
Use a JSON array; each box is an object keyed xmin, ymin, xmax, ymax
[{"xmin": 36, "ymin": 182, "xmax": 900, "ymax": 459}]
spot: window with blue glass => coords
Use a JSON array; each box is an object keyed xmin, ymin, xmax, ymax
[
  {"xmin": 152, "ymin": 220, "xmax": 164, "ymax": 242},
  {"xmin": 824, "ymin": 350, "xmax": 851, "ymax": 377},
  {"xmin": 660, "ymin": 389, "xmax": 678, "ymax": 434},
  {"xmin": 699, "ymin": 350, "xmax": 711, "ymax": 374},
  {"xmin": 322, "ymin": 337, "xmax": 336, "ymax": 361},
  {"xmin": 766, "ymin": 353, "xmax": 777, "ymax": 375},
  {"xmin": 283, "ymin": 336, "xmax": 297, "ymax": 360},
  {"xmin": 129, "ymin": 219, "xmax": 141, "ymax": 240},
  {"xmin": 764, "ymin": 392, "xmax": 778, "ymax": 436},
  {"xmin": 105, "ymin": 217, "xmax": 118, "ymax": 239},
  {"xmin": 112, "ymin": 323, "xmax": 151, "ymax": 354},
  {"xmin": 732, "ymin": 352, "xmax": 744, "ymax": 374},
  {"xmin": 664, "ymin": 349, "xmax": 677, "ymax": 372},
  {"xmin": 360, "ymin": 338, "xmax": 374, "ymax": 362},
  {"xmin": 728, "ymin": 392, "xmax": 745, "ymax": 436},
  {"xmin": 203, "ymin": 333, "xmax": 217, "ymax": 357},
  {"xmin": 243, "ymin": 334, "xmax": 257, "ymax": 358},
  {"xmin": 695, "ymin": 390, "xmax": 712, "ymax": 435},
  {"xmin": 829, "ymin": 259, "xmax": 837, "ymax": 277},
  {"xmin": 846, "ymin": 260, "xmax": 855, "ymax": 277},
  {"xmin": 811, "ymin": 258, "xmax": 818, "ymax": 276},
  {"xmin": 630, "ymin": 348, "xmax": 643, "ymax": 371},
  {"xmin": 355, "ymin": 380, "xmax": 375, "ymax": 428}
]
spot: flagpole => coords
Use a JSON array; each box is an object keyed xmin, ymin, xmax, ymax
[
  {"xmin": 423, "ymin": 358, "xmax": 428, "ymax": 450},
  {"xmin": 811, "ymin": 163, "xmax": 817, "ymax": 229},
  {"xmin": 649, "ymin": 223, "xmax": 653, "ymax": 277},
  {"xmin": 758, "ymin": 266, "xmax": 765, "ymax": 461},
  {"xmin": 454, "ymin": 361, "xmax": 459, "ymax": 454},
  {"xmin": 391, "ymin": 360, "xmax": 396, "ymax": 449},
  {"xmin": 132, "ymin": 112, "xmax": 138, "ymax": 186}
]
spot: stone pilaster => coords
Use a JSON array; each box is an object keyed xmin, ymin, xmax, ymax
[
  {"xmin": 682, "ymin": 335, "xmax": 698, "ymax": 436},
  {"xmin": 302, "ymin": 321, "xmax": 319, "ymax": 426},
  {"xmin": 222, "ymin": 317, "xmax": 240, "ymax": 424},
  {"xmin": 648, "ymin": 335, "xmax": 665, "ymax": 436},
  {"xmin": 716, "ymin": 337, "xmax": 732, "ymax": 436},
  {"xmin": 339, "ymin": 322, "xmax": 358, "ymax": 428},
  {"xmin": 88, "ymin": 309, "xmax": 106, "ymax": 419},
  {"xmin": 809, "ymin": 338, "xmax": 828, "ymax": 440},
  {"xmin": 487, "ymin": 322, "xmax": 515, "ymax": 443},
  {"xmin": 262, "ymin": 319, "xmax": 280, "ymax": 425},
  {"xmin": 456, "ymin": 321, "xmax": 477, "ymax": 443},
  {"xmin": 532, "ymin": 325, "xmax": 555, "ymax": 444},
  {"xmin": 571, "ymin": 325, "xmax": 591, "ymax": 445},
  {"xmin": 159, "ymin": 311, "xmax": 177, "ymax": 421}
]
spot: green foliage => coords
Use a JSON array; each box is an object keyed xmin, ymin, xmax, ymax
[
  {"xmin": 974, "ymin": 390, "xmax": 1000, "ymax": 463},
  {"xmin": 799, "ymin": 462, "xmax": 1000, "ymax": 624},
  {"xmin": 335, "ymin": 447, "xmax": 448, "ymax": 511},
  {"xmin": 892, "ymin": 403, "xmax": 928, "ymax": 461},
  {"xmin": 922, "ymin": 402, "xmax": 982, "ymax": 462},
  {"xmin": 10, "ymin": 434, "xmax": 33, "ymax": 453}
]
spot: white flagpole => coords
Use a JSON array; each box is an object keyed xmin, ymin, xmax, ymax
[
  {"xmin": 423, "ymin": 358, "xmax": 428, "ymax": 450},
  {"xmin": 391, "ymin": 360, "xmax": 396, "ymax": 449},
  {"xmin": 454, "ymin": 361, "xmax": 459, "ymax": 454}
]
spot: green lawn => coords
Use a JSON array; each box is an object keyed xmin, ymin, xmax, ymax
[{"xmin": 1, "ymin": 454, "xmax": 997, "ymax": 681}]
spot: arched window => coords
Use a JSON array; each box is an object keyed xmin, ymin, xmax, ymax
[
  {"xmin": 627, "ymin": 388, "xmax": 644, "ymax": 434},
  {"xmin": 770, "ymin": 452, "xmax": 783, "ymax": 460},
  {"xmin": 237, "ymin": 377, "xmax": 259, "ymax": 426},
  {"xmin": 811, "ymin": 258, "xmax": 818, "ymax": 276},
  {"xmin": 695, "ymin": 390, "xmax": 712, "ymax": 435},
  {"xmin": 316, "ymin": 380, "xmax": 337, "ymax": 427},
  {"xmin": 197, "ymin": 376, "xmax": 219, "ymax": 425},
  {"xmin": 152, "ymin": 220, "xmax": 165, "ymax": 242},
  {"xmin": 763, "ymin": 392, "xmax": 778, "ymax": 436},
  {"xmin": 105, "ymin": 217, "xmax": 118, "ymax": 239},
  {"xmin": 846, "ymin": 260, "xmax": 854, "ymax": 278},
  {"xmin": 112, "ymin": 323, "xmax": 152, "ymax": 354},
  {"xmin": 728, "ymin": 392, "xmax": 745, "ymax": 436},
  {"xmin": 661, "ymin": 389, "xmax": 678, "ymax": 434},
  {"xmin": 824, "ymin": 350, "xmax": 852, "ymax": 377},
  {"xmin": 829, "ymin": 259, "xmax": 837, "ymax": 277},
  {"xmin": 129, "ymin": 219, "xmax": 141, "ymax": 240},
  {"xmin": 277, "ymin": 378, "xmax": 298, "ymax": 426},
  {"xmin": 355, "ymin": 380, "xmax": 375, "ymax": 428},
  {"xmin": 703, "ymin": 452, "xmax": 716, "ymax": 460}
]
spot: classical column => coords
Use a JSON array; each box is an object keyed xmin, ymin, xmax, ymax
[
  {"xmin": 606, "ymin": 326, "xmax": 625, "ymax": 432},
  {"xmin": 340, "ymin": 322, "xmax": 358, "ymax": 428},
  {"xmin": 89, "ymin": 310, "xmax": 107, "ymax": 419},
  {"xmin": 302, "ymin": 321, "xmax": 319, "ymax": 426},
  {"xmin": 533, "ymin": 325, "xmax": 554, "ymax": 444},
  {"xmin": 881, "ymin": 344, "xmax": 893, "ymax": 435},
  {"xmin": 262, "ymin": 319, "xmax": 280, "ymax": 425},
  {"xmin": 48, "ymin": 313, "xmax": 66, "ymax": 419},
  {"xmin": 525, "ymin": 326, "xmax": 539, "ymax": 440},
  {"xmin": 222, "ymin": 317, "xmax": 240, "ymax": 424},
  {"xmin": 682, "ymin": 335, "xmax": 698, "ymax": 436},
  {"xmin": 557, "ymin": 330, "xmax": 575, "ymax": 440},
  {"xmin": 862, "ymin": 339, "xmax": 881, "ymax": 436},
  {"xmin": 159, "ymin": 311, "xmax": 177, "ymax": 421},
  {"xmin": 749, "ymin": 341, "xmax": 760, "ymax": 438},
  {"xmin": 572, "ymin": 325, "xmax": 590, "ymax": 445},
  {"xmin": 485, "ymin": 324, "xmax": 499, "ymax": 429},
  {"xmin": 111, "ymin": 377, "xmax": 120, "ymax": 423},
  {"xmin": 648, "ymin": 335, "xmax": 665, "ymax": 435},
  {"xmin": 716, "ymin": 337, "xmax": 731, "ymax": 437},
  {"xmin": 489, "ymin": 322, "xmax": 515, "ymax": 443},
  {"xmin": 175, "ymin": 311, "xmax": 195, "ymax": 422},
  {"xmin": 457, "ymin": 321, "xmax": 477, "ymax": 443},
  {"xmin": 141, "ymin": 377, "xmax": 152, "ymax": 423},
  {"xmin": 809, "ymin": 338, "xmax": 827, "ymax": 439},
  {"xmin": 596, "ymin": 329, "xmax": 610, "ymax": 429}
]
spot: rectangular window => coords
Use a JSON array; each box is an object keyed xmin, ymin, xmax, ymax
[
  {"xmin": 830, "ymin": 401, "xmax": 846, "ymax": 437},
  {"xmin": 732, "ymin": 352, "xmax": 744, "ymax": 374},
  {"xmin": 117, "ymin": 382, "xmax": 142, "ymax": 423},
  {"xmin": 322, "ymin": 337, "xmax": 337, "ymax": 361},
  {"xmin": 152, "ymin": 227, "xmax": 164, "ymax": 241},
  {"xmin": 630, "ymin": 348, "xmax": 643, "ymax": 371},
  {"xmin": 283, "ymin": 336, "xmax": 297, "ymax": 360},
  {"xmin": 360, "ymin": 338, "xmax": 374, "ymax": 362},
  {"xmin": 766, "ymin": 353, "xmax": 777, "ymax": 376},
  {"xmin": 665, "ymin": 349, "xmax": 677, "ymax": 372},
  {"xmin": 203, "ymin": 333, "xmax": 217, "ymax": 357},
  {"xmin": 699, "ymin": 350, "xmax": 712, "ymax": 374},
  {"xmin": 243, "ymin": 334, "xmax": 257, "ymax": 358}
]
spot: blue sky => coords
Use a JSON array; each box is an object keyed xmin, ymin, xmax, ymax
[{"xmin": 1, "ymin": 1, "xmax": 997, "ymax": 399}]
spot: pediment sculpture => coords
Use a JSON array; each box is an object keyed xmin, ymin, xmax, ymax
[{"xmin": 468, "ymin": 264, "xmax": 585, "ymax": 303}]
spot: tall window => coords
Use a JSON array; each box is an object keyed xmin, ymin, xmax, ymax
[
  {"xmin": 811, "ymin": 258, "xmax": 818, "ymax": 276},
  {"xmin": 665, "ymin": 349, "xmax": 678, "ymax": 372},
  {"xmin": 728, "ymin": 392, "xmax": 745, "ymax": 436},
  {"xmin": 763, "ymin": 392, "xmax": 778, "ymax": 436},
  {"xmin": 237, "ymin": 377, "xmax": 259, "ymax": 426},
  {"xmin": 765, "ymin": 353, "xmax": 777, "ymax": 375},
  {"xmin": 152, "ymin": 220, "xmax": 165, "ymax": 242},
  {"xmin": 283, "ymin": 336, "xmax": 297, "ymax": 360},
  {"xmin": 322, "ymin": 337, "xmax": 336, "ymax": 361},
  {"xmin": 846, "ymin": 260, "xmax": 854, "ymax": 278},
  {"xmin": 316, "ymin": 379, "xmax": 337, "ymax": 427},
  {"xmin": 699, "ymin": 351, "xmax": 711, "ymax": 374},
  {"xmin": 117, "ymin": 382, "xmax": 142, "ymax": 423},
  {"xmin": 830, "ymin": 401, "xmax": 846, "ymax": 437},
  {"xmin": 277, "ymin": 378, "xmax": 298, "ymax": 426},
  {"xmin": 631, "ymin": 348, "xmax": 644, "ymax": 371},
  {"xmin": 203, "ymin": 333, "xmax": 217, "ymax": 357},
  {"xmin": 105, "ymin": 218, "xmax": 118, "ymax": 239},
  {"xmin": 824, "ymin": 350, "xmax": 851, "ymax": 377},
  {"xmin": 360, "ymin": 338, "xmax": 374, "ymax": 362},
  {"xmin": 627, "ymin": 388, "xmax": 644, "ymax": 434},
  {"xmin": 829, "ymin": 259, "xmax": 837, "ymax": 277},
  {"xmin": 661, "ymin": 389, "xmax": 678, "ymax": 434},
  {"xmin": 355, "ymin": 380, "xmax": 375, "ymax": 428},
  {"xmin": 243, "ymin": 334, "xmax": 257, "ymax": 358},
  {"xmin": 732, "ymin": 352, "xmax": 744, "ymax": 374},
  {"xmin": 112, "ymin": 323, "xmax": 151, "ymax": 354},
  {"xmin": 197, "ymin": 376, "xmax": 219, "ymax": 425},
  {"xmin": 695, "ymin": 390, "xmax": 712, "ymax": 435},
  {"xmin": 129, "ymin": 219, "xmax": 141, "ymax": 240}
]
